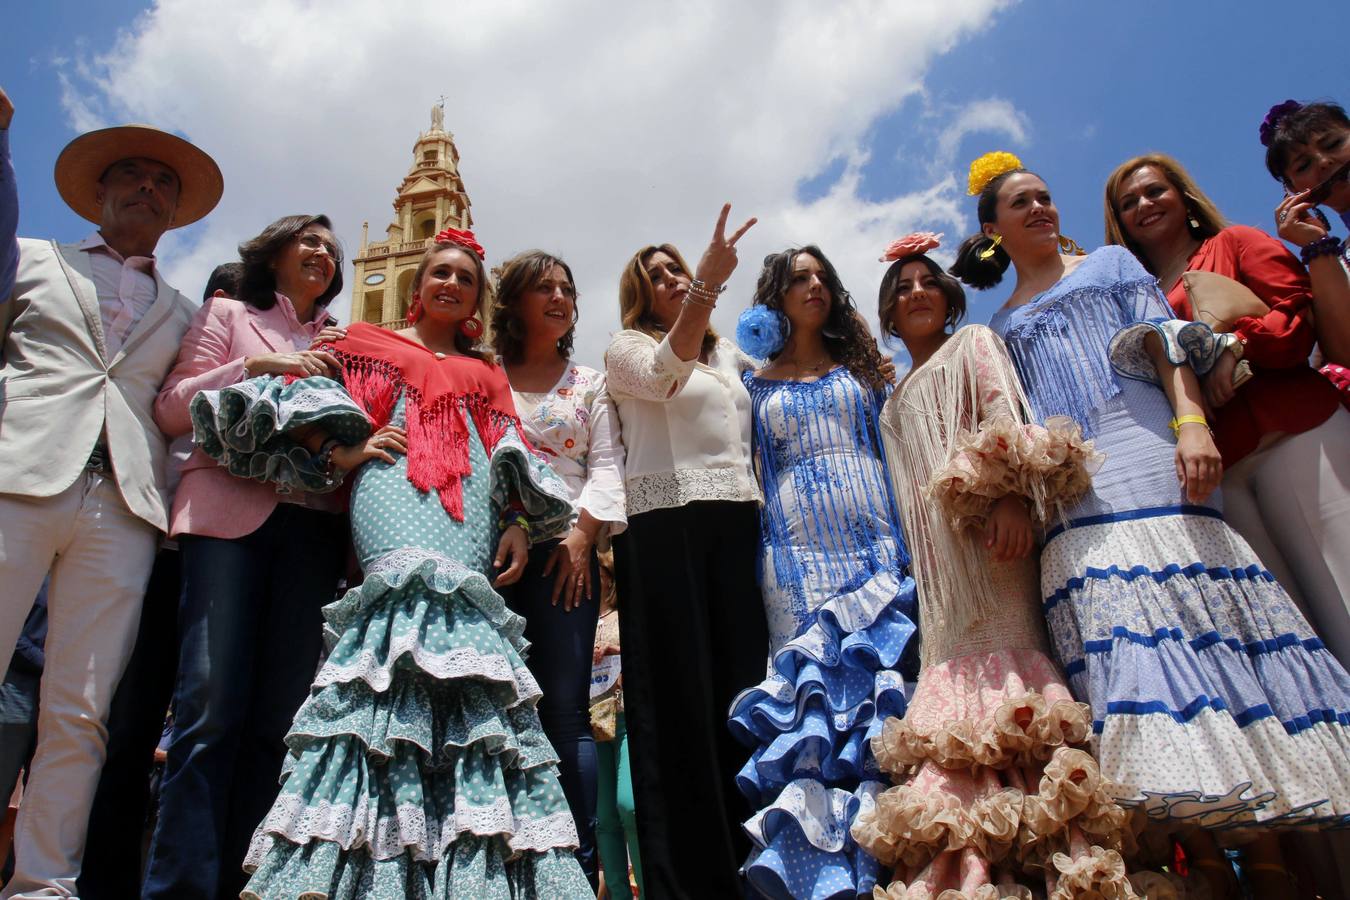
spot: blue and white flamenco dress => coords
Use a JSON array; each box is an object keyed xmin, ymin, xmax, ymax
[
  {"xmin": 991, "ymin": 245, "xmax": 1350, "ymax": 831},
  {"xmin": 729, "ymin": 366, "xmax": 919, "ymax": 899}
]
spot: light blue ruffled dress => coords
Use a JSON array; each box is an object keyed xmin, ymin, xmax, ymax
[
  {"xmin": 190, "ymin": 371, "xmax": 593, "ymax": 899},
  {"xmin": 991, "ymin": 246, "xmax": 1350, "ymax": 829},
  {"xmin": 728, "ymin": 367, "xmax": 918, "ymax": 899}
]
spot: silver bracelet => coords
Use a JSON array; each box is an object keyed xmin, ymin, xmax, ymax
[{"xmin": 683, "ymin": 293, "xmax": 717, "ymax": 310}]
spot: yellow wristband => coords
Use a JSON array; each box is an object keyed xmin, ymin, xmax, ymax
[{"xmin": 1169, "ymin": 414, "xmax": 1209, "ymax": 436}]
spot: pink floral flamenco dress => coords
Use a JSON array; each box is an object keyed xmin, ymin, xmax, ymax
[{"xmin": 854, "ymin": 325, "xmax": 1157, "ymax": 899}]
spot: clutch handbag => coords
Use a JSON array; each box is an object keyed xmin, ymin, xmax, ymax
[{"xmin": 1180, "ymin": 270, "xmax": 1264, "ymax": 387}]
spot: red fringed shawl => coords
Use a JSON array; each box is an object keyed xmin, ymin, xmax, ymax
[{"xmin": 315, "ymin": 322, "xmax": 526, "ymax": 521}]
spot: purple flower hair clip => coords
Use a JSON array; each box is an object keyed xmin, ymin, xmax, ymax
[{"xmin": 1260, "ymin": 100, "xmax": 1303, "ymax": 147}]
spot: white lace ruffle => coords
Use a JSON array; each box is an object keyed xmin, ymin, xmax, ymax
[
  {"xmin": 314, "ymin": 643, "xmax": 542, "ymax": 703},
  {"xmin": 624, "ymin": 467, "xmax": 761, "ymax": 517},
  {"xmin": 248, "ymin": 792, "xmax": 581, "ymax": 866}
]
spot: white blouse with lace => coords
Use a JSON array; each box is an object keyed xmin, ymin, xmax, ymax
[
  {"xmin": 512, "ymin": 362, "xmax": 627, "ymax": 535},
  {"xmin": 604, "ymin": 329, "xmax": 761, "ymax": 517}
]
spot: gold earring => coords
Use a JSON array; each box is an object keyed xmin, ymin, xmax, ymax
[
  {"xmin": 1058, "ymin": 234, "xmax": 1086, "ymax": 256},
  {"xmin": 977, "ymin": 234, "xmax": 1003, "ymax": 260}
]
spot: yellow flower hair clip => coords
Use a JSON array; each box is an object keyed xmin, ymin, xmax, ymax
[{"xmin": 967, "ymin": 151, "xmax": 1023, "ymax": 196}]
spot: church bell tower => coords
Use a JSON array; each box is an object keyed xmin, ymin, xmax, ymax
[{"xmin": 351, "ymin": 102, "xmax": 474, "ymax": 328}]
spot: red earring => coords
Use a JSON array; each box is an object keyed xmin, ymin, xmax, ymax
[
  {"xmin": 459, "ymin": 316, "xmax": 483, "ymax": 339},
  {"xmin": 406, "ymin": 294, "xmax": 424, "ymax": 324}
]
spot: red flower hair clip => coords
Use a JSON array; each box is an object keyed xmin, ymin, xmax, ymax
[
  {"xmin": 434, "ymin": 227, "xmax": 485, "ymax": 260},
  {"xmin": 879, "ymin": 231, "xmax": 943, "ymax": 262}
]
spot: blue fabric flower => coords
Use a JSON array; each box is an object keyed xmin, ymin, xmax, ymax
[{"xmin": 737, "ymin": 306, "xmax": 787, "ymax": 359}]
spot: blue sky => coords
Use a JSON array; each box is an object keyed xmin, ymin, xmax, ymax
[{"xmin": 2, "ymin": 0, "xmax": 1344, "ymax": 367}]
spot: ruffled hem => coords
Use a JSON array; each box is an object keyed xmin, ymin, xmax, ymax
[
  {"xmin": 742, "ymin": 780, "xmax": 883, "ymax": 899},
  {"xmin": 245, "ymin": 531, "xmax": 588, "ymax": 895},
  {"xmin": 873, "ymin": 690, "xmax": 1093, "ymax": 774},
  {"xmin": 1042, "ymin": 511, "xmax": 1350, "ymax": 828},
  {"xmin": 316, "ymin": 548, "xmax": 539, "ymax": 700},
  {"xmin": 872, "ymin": 882, "xmax": 1033, "ymax": 900},
  {"xmin": 729, "ymin": 565, "xmax": 918, "ymax": 898},
  {"xmin": 853, "ymin": 749, "xmax": 1128, "ymax": 872},
  {"xmin": 242, "ymin": 835, "xmax": 592, "ymax": 900},
  {"xmin": 927, "ymin": 416, "xmax": 1099, "ymax": 531},
  {"xmin": 729, "ymin": 565, "xmax": 916, "ymax": 794},
  {"xmin": 1048, "ymin": 846, "xmax": 1136, "ymax": 899},
  {"xmin": 190, "ymin": 375, "xmax": 372, "ymax": 492}
]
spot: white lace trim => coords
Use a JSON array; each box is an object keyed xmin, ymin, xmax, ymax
[
  {"xmin": 625, "ymin": 467, "xmax": 761, "ymax": 516},
  {"xmin": 247, "ymin": 794, "xmax": 580, "ymax": 865},
  {"xmin": 314, "ymin": 642, "xmax": 541, "ymax": 704}
]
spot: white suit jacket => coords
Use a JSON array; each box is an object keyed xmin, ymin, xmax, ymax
[{"xmin": 0, "ymin": 238, "xmax": 197, "ymax": 531}]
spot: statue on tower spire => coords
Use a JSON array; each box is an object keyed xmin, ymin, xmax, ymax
[{"xmin": 431, "ymin": 99, "xmax": 445, "ymax": 132}]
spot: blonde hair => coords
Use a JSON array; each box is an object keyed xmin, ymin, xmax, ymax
[
  {"xmin": 617, "ymin": 244, "xmax": 717, "ymax": 355},
  {"xmin": 1103, "ymin": 153, "xmax": 1229, "ymax": 275}
]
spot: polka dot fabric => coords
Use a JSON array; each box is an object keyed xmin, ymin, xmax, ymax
[{"xmin": 193, "ymin": 382, "xmax": 591, "ymax": 898}]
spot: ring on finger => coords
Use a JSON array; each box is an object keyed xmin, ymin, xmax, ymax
[{"xmin": 1278, "ymin": 210, "xmax": 1289, "ymax": 223}]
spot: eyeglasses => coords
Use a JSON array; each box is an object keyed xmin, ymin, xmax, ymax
[{"xmin": 297, "ymin": 233, "xmax": 339, "ymax": 259}]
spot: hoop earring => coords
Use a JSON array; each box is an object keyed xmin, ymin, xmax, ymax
[
  {"xmin": 407, "ymin": 294, "xmax": 424, "ymax": 324},
  {"xmin": 1058, "ymin": 234, "xmax": 1086, "ymax": 256},
  {"xmin": 977, "ymin": 234, "xmax": 1003, "ymax": 260},
  {"xmin": 459, "ymin": 316, "xmax": 484, "ymax": 339}
]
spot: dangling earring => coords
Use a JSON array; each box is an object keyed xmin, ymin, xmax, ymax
[
  {"xmin": 977, "ymin": 233, "xmax": 1003, "ymax": 260},
  {"xmin": 407, "ymin": 294, "xmax": 424, "ymax": 324},
  {"xmin": 1058, "ymin": 234, "xmax": 1086, "ymax": 256},
  {"xmin": 459, "ymin": 316, "xmax": 484, "ymax": 339},
  {"xmin": 1187, "ymin": 211, "xmax": 1200, "ymax": 229}
]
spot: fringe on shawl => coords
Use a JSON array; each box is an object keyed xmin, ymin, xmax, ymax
[
  {"xmin": 321, "ymin": 345, "xmax": 526, "ymax": 522},
  {"xmin": 999, "ymin": 278, "xmax": 1158, "ymax": 439},
  {"xmin": 881, "ymin": 327, "xmax": 1095, "ymax": 665}
]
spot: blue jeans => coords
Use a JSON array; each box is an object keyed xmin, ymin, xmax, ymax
[
  {"xmin": 142, "ymin": 505, "xmax": 344, "ymax": 900},
  {"xmin": 500, "ymin": 538, "xmax": 600, "ymax": 886}
]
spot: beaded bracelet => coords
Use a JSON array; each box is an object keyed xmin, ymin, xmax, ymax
[
  {"xmin": 686, "ymin": 279, "xmax": 724, "ymax": 306},
  {"xmin": 1301, "ymin": 235, "xmax": 1344, "ymax": 264},
  {"xmin": 498, "ymin": 508, "xmax": 531, "ymax": 538}
]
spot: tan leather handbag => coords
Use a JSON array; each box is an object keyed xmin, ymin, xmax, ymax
[{"xmin": 1179, "ymin": 270, "xmax": 1263, "ymax": 386}]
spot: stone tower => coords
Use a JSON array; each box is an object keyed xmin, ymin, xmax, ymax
[{"xmin": 351, "ymin": 102, "xmax": 473, "ymax": 328}]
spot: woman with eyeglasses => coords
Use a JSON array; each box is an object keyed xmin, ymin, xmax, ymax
[{"xmin": 144, "ymin": 215, "xmax": 349, "ymax": 900}]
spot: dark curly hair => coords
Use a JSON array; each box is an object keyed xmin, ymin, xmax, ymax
[
  {"xmin": 237, "ymin": 214, "xmax": 343, "ymax": 310},
  {"xmin": 489, "ymin": 251, "xmax": 577, "ymax": 365},
  {"xmin": 753, "ymin": 245, "xmax": 887, "ymax": 388},
  {"xmin": 947, "ymin": 168, "xmax": 1036, "ymax": 290},
  {"xmin": 877, "ymin": 254, "xmax": 966, "ymax": 338},
  {"xmin": 1263, "ymin": 100, "xmax": 1350, "ymax": 184}
]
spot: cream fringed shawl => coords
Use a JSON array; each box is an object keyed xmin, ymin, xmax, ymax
[{"xmin": 879, "ymin": 325, "xmax": 1098, "ymax": 666}]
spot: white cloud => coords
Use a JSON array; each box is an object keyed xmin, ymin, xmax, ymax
[
  {"xmin": 59, "ymin": 0, "xmax": 1015, "ymax": 366},
  {"xmin": 933, "ymin": 97, "xmax": 1031, "ymax": 171}
]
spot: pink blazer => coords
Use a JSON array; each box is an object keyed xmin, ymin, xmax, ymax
[{"xmin": 155, "ymin": 295, "xmax": 335, "ymax": 539}]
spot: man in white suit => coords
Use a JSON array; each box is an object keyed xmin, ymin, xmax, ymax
[{"xmin": 0, "ymin": 102, "xmax": 222, "ymax": 898}]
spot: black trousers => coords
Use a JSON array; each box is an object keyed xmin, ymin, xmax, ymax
[{"xmin": 612, "ymin": 500, "xmax": 768, "ymax": 900}]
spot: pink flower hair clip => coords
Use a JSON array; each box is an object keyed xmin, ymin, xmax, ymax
[{"xmin": 879, "ymin": 231, "xmax": 943, "ymax": 262}]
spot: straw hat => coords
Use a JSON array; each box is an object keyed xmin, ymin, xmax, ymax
[{"xmin": 54, "ymin": 124, "xmax": 223, "ymax": 228}]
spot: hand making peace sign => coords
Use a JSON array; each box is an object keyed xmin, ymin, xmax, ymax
[{"xmin": 694, "ymin": 203, "xmax": 757, "ymax": 288}]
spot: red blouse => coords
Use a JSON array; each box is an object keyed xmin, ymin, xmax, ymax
[{"xmin": 1164, "ymin": 225, "xmax": 1339, "ymax": 466}]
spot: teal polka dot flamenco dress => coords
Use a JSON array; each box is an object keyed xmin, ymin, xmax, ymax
[{"xmin": 190, "ymin": 323, "xmax": 592, "ymax": 899}]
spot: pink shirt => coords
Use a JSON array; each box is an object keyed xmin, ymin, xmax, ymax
[{"xmin": 77, "ymin": 232, "xmax": 158, "ymax": 357}]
